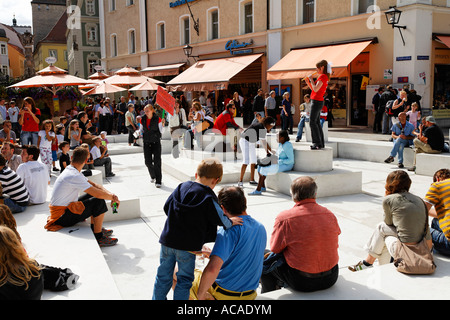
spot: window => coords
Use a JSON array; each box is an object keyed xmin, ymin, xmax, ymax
[
  {"xmin": 129, "ymin": 29, "xmax": 136, "ymax": 54},
  {"xmin": 110, "ymin": 0, "xmax": 116, "ymax": 11},
  {"xmin": 358, "ymin": 0, "xmax": 375, "ymax": 14},
  {"xmin": 239, "ymin": 1, "xmax": 253, "ymax": 35},
  {"xmin": 303, "ymin": 0, "xmax": 315, "ymax": 24},
  {"xmin": 87, "ymin": 26, "xmax": 97, "ymax": 42},
  {"xmin": 88, "ymin": 58, "xmax": 98, "ymax": 75},
  {"xmin": 0, "ymin": 44, "xmax": 6, "ymax": 55},
  {"xmin": 64, "ymin": 50, "xmax": 68, "ymax": 61},
  {"xmin": 86, "ymin": 0, "xmax": 95, "ymax": 15},
  {"xmin": 208, "ymin": 8, "xmax": 219, "ymax": 40},
  {"xmin": 180, "ymin": 16, "xmax": 190, "ymax": 45},
  {"xmin": 244, "ymin": 2, "xmax": 253, "ymax": 34},
  {"xmin": 49, "ymin": 49, "xmax": 58, "ymax": 60},
  {"xmin": 1, "ymin": 66, "xmax": 8, "ymax": 75},
  {"xmin": 157, "ymin": 22, "xmax": 165, "ymax": 49},
  {"xmin": 127, "ymin": 0, "xmax": 134, "ymax": 6},
  {"xmin": 111, "ymin": 34, "xmax": 117, "ymax": 57}
]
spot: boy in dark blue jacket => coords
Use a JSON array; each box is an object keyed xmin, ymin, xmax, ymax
[{"xmin": 152, "ymin": 158, "xmax": 242, "ymax": 300}]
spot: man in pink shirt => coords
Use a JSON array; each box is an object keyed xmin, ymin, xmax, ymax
[{"xmin": 260, "ymin": 176, "xmax": 341, "ymax": 293}]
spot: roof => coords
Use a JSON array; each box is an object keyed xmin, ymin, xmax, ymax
[
  {"xmin": 36, "ymin": 11, "xmax": 67, "ymax": 46},
  {"xmin": 31, "ymin": 0, "xmax": 66, "ymax": 5}
]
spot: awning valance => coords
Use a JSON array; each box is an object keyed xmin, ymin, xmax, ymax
[
  {"xmin": 167, "ymin": 54, "xmax": 263, "ymax": 91},
  {"xmin": 267, "ymin": 40, "xmax": 373, "ymax": 80},
  {"xmin": 141, "ymin": 63, "xmax": 186, "ymax": 77}
]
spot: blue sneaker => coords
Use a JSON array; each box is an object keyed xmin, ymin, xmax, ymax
[
  {"xmin": 261, "ymin": 187, "xmax": 266, "ymax": 192},
  {"xmin": 248, "ymin": 190, "xmax": 262, "ymax": 196}
]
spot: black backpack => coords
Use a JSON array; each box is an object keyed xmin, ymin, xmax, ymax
[{"xmin": 385, "ymin": 100, "xmax": 395, "ymax": 115}]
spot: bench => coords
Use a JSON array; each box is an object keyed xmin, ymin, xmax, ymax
[
  {"xmin": 333, "ymin": 138, "xmax": 415, "ymax": 167},
  {"xmin": 415, "ymin": 152, "xmax": 450, "ymax": 176},
  {"xmin": 257, "ymin": 254, "xmax": 450, "ymax": 300},
  {"xmin": 15, "ymin": 203, "xmax": 122, "ymax": 300}
]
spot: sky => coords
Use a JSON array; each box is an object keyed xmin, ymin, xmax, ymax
[{"xmin": 0, "ymin": 0, "xmax": 33, "ymax": 27}]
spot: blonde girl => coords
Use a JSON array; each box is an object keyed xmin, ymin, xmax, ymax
[
  {"xmin": 68, "ymin": 119, "xmax": 81, "ymax": 149},
  {"xmin": 37, "ymin": 119, "xmax": 56, "ymax": 174},
  {"xmin": 0, "ymin": 225, "xmax": 43, "ymax": 299}
]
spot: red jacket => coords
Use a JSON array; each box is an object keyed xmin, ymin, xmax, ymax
[{"xmin": 213, "ymin": 111, "xmax": 239, "ymax": 135}]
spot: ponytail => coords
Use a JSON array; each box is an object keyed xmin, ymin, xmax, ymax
[{"xmin": 316, "ymin": 60, "xmax": 331, "ymax": 80}]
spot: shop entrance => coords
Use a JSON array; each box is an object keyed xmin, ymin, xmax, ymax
[
  {"xmin": 433, "ymin": 64, "xmax": 450, "ymax": 109},
  {"xmin": 350, "ymin": 74, "xmax": 369, "ymax": 126}
]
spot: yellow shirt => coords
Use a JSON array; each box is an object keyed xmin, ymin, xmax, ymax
[{"xmin": 425, "ymin": 179, "xmax": 450, "ymax": 239}]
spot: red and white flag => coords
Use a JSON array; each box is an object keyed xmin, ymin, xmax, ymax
[{"xmin": 156, "ymin": 86, "xmax": 175, "ymax": 116}]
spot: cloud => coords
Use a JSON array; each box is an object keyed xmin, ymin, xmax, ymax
[{"xmin": 0, "ymin": 0, "xmax": 33, "ymax": 26}]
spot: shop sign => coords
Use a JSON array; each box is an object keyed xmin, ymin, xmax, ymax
[
  {"xmin": 225, "ymin": 39, "xmax": 253, "ymax": 55},
  {"xmin": 398, "ymin": 76, "xmax": 409, "ymax": 83},
  {"xmin": 417, "ymin": 55, "xmax": 429, "ymax": 61},
  {"xmin": 384, "ymin": 69, "xmax": 393, "ymax": 79},
  {"xmin": 169, "ymin": 0, "xmax": 196, "ymax": 8},
  {"xmin": 396, "ymin": 56, "xmax": 412, "ymax": 61},
  {"xmin": 432, "ymin": 109, "xmax": 450, "ymax": 119}
]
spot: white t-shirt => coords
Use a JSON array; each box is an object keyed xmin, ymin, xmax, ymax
[
  {"xmin": 38, "ymin": 130, "xmax": 55, "ymax": 149},
  {"xmin": 16, "ymin": 161, "xmax": 50, "ymax": 204},
  {"xmin": 90, "ymin": 145, "xmax": 102, "ymax": 161},
  {"xmin": 50, "ymin": 165, "xmax": 92, "ymax": 206}
]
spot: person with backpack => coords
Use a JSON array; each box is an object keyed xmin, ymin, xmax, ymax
[{"xmin": 380, "ymin": 86, "xmax": 397, "ymax": 134}]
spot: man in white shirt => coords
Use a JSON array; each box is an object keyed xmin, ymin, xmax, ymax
[
  {"xmin": 45, "ymin": 147, "xmax": 120, "ymax": 247},
  {"xmin": 16, "ymin": 145, "xmax": 50, "ymax": 205}
]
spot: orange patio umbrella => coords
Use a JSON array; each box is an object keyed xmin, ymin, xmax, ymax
[
  {"xmin": 129, "ymin": 79, "xmax": 161, "ymax": 92},
  {"xmin": 104, "ymin": 65, "xmax": 163, "ymax": 88},
  {"xmin": 8, "ymin": 65, "xmax": 93, "ymax": 95},
  {"xmin": 83, "ymin": 81, "xmax": 126, "ymax": 96}
]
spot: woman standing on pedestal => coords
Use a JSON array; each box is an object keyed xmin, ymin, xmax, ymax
[{"xmin": 305, "ymin": 60, "xmax": 330, "ymax": 150}]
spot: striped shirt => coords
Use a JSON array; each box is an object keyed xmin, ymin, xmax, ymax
[
  {"xmin": 425, "ymin": 179, "xmax": 450, "ymax": 240},
  {"xmin": 0, "ymin": 167, "xmax": 29, "ymax": 205}
]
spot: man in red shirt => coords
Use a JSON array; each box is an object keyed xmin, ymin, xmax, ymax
[
  {"xmin": 260, "ymin": 176, "xmax": 341, "ymax": 293},
  {"xmin": 213, "ymin": 102, "xmax": 243, "ymax": 153},
  {"xmin": 213, "ymin": 102, "xmax": 242, "ymax": 135}
]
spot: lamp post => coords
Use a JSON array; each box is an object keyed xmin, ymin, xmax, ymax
[{"xmin": 385, "ymin": 6, "xmax": 407, "ymax": 46}]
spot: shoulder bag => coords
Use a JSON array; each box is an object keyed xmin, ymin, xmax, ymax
[{"xmin": 393, "ymin": 200, "xmax": 436, "ymax": 275}]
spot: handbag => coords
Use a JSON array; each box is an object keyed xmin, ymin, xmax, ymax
[
  {"xmin": 257, "ymin": 153, "xmax": 278, "ymax": 167},
  {"xmin": 393, "ymin": 200, "xmax": 436, "ymax": 275}
]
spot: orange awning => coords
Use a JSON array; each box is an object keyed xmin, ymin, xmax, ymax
[
  {"xmin": 436, "ymin": 35, "xmax": 450, "ymax": 49},
  {"xmin": 267, "ymin": 40, "xmax": 373, "ymax": 80},
  {"xmin": 167, "ymin": 54, "xmax": 263, "ymax": 91}
]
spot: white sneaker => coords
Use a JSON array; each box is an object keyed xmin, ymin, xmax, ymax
[
  {"xmin": 151, "ymin": 178, "xmax": 156, "ymax": 183},
  {"xmin": 237, "ymin": 181, "xmax": 244, "ymax": 188},
  {"xmin": 155, "ymin": 183, "xmax": 162, "ymax": 188}
]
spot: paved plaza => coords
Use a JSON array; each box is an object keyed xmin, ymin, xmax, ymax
[{"xmin": 15, "ymin": 127, "xmax": 450, "ymax": 300}]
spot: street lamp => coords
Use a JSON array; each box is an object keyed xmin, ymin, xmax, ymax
[
  {"xmin": 183, "ymin": 44, "xmax": 199, "ymax": 62},
  {"xmin": 385, "ymin": 6, "xmax": 407, "ymax": 46}
]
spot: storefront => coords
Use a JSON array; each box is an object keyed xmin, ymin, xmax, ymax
[{"xmin": 267, "ymin": 38, "xmax": 377, "ymax": 127}]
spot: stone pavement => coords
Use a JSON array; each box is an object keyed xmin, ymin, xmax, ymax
[{"xmin": 15, "ymin": 126, "xmax": 450, "ymax": 300}]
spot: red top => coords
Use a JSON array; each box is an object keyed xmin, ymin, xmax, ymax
[
  {"xmin": 270, "ymin": 199, "xmax": 341, "ymax": 274},
  {"xmin": 213, "ymin": 111, "xmax": 238, "ymax": 135},
  {"xmin": 21, "ymin": 108, "xmax": 41, "ymax": 132},
  {"xmin": 310, "ymin": 74, "xmax": 328, "ymax": 101}
]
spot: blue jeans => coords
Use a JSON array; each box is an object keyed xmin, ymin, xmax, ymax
[
  {"xmin": 152, "ymin": 245, "xmax": 196, "ymax": 300},
  {"xmin": 390, "ymin": 138, "xmax": 410, "ymax": 164},
  {"xmin": 21, "ymin": 131, "xmax": 38, "ymax": 146},
  {"xmin": 296, "ymin": 117, "xmax": 308, "ymax": 140},
  {"xmin": 4, "ymin": 198, "xmax": 27, "ymax": 213},
  {"xmin": 431, "ymin": 218, "xmax": 450, "ymax": 256}
]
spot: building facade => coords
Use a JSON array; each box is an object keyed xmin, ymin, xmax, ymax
[{"xmin": 66, "ymin": 0, "xmax": 102, "ymax": 78}]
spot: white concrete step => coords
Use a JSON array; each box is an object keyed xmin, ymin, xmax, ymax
[
  {"xmin": 15, "ymin": 203, "xmax": 122, "ymax": 300},
  {"xmin": 266, "ymin": 168, "xmax": 362, "ymax": 198}
]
